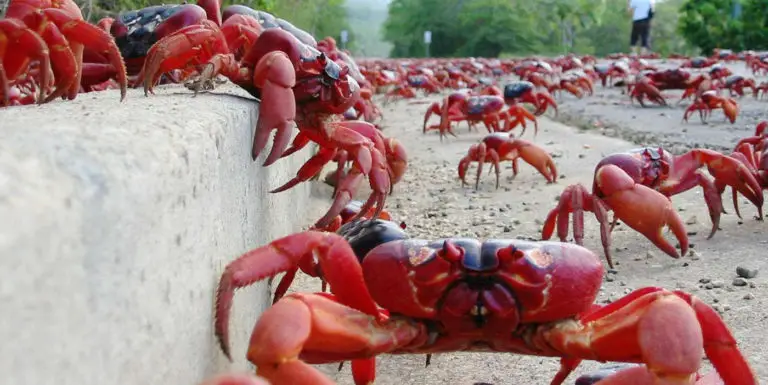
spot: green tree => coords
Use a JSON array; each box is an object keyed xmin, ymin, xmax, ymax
[
  {"xmin": 644, "ymin": 0, "xmax": 697, "ymax": 56},
  {"xmin": 454, "ymin": 0, "xmax": 538, "ymax": 57},
  {"xmin": 741, "ymin": 0, "xmax": 768, "ymax": 50},
  {"xmin": 678, "ymin": 0, "xmax": 745, "ymax": 54}
]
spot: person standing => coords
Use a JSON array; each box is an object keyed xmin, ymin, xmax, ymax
[{"xmin": 628, "ymin": 0, "xmax": 655, "ymax": 55}]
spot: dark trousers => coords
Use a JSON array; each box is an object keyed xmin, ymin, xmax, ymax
[{"xmin": 630, "ymin": 18, "xmax": 651, "ymax": 48}]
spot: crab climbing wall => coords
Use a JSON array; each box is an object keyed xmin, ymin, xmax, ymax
[{"xmin": 0, "ymin": 84, "xmax": 318, "ymax": 385}]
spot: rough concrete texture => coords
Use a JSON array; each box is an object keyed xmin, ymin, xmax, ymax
[{"xmin": 0, "ymin": 84, "xmax": 314, "ymax": 385}]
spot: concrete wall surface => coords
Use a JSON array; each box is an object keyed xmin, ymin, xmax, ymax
[{"xmin": 0, "ymin": 85, "xmax": 313, "ymax": 385}]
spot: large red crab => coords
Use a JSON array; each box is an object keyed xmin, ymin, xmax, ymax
[
  {"xmin": 458, "ymin": 132, "xmax": 558, "ymax": 190},
  {"xmin": 213, "ymin": 219, "xmax": 757, "ymax": 385},
  {"xmin": 1, "ymin": 0, "xmax": 127, "ymax": 106},
  {"xmin": 139, "ymin": 17, "xmax": 407, "ymax": 228},
  {"xmin": 542, "ymin": 147, "xmax": 764, "ymax": 267}
]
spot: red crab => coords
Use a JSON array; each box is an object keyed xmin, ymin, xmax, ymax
[
  {"xmin": 503, "ymin": 80, "xmax": 558, "ymax": 117},
  {"xmin": 542, "ymin": 147, "xmax": 764, "ymax": 267},
  {"xmin": 726, "ymin": 121, "xmax": 768, "ymax": 218},
  {"xmin": 423, "ymin": 93, "xmax": 512, "ymax": 139},
  {"xmin": 213, "ymin": 219, "xmax": 757, "ymax": 385},
  {"xmin": 141, "ymin": 20, "xmax": 406, "ymax": 228},
  {"xmin": 628, "ymin": 75, "xmax": 668, "ymax": 107},
  {"xmin": 720, "ymin": 75, "xmax": 757, "ymax": 98},
  {"xmin": 458, "ymin": 132, "xmax": 558, "ymax": 189},
  {"xmin": 646, "ymin": 68, "xmax": 691, "ymax": 90},
  {"xmin": 1, "ymin": 0, "xmax": 127, "ymax": 106},
  {"xmin": 97, "ymin": 0, "xmax": 227, "ymax": 86},
  {"xmin": 681, "ymin": 56, "xmax": 718, "ymax": 69},
  {"xmin": 683, "ymin": 90, "xmax": 739, "ymax": 124}
]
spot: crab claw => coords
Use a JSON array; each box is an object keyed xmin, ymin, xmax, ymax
[
  {"xmin": 383, "ymin": 136, "xmax": 408, "ymax": 188},
  {"xmin": 721, "ymin": 97, "xmax": 739, "ymax": 124},
  {"xmin": 596, "ymin": 164, "xmax": 689, "ymax": 259},
  {"xmin": 500, "ymin": 139, "xmax": 558, "ymax": 183},
  {"xmin": 250, "ymin": 50, "xmax": 300, "ymax": 165},
  {"xmin": 533, "ymin": 90, "xmax": 558, "ymax": 116},
  {"xmin": 550, "ymin": 287, "xmax": 757, "ymax": 385}
]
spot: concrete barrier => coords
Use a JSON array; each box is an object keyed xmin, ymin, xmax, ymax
[{"xmin": 0, "ymin": 84, "xmax": 315, "ymax": 385}]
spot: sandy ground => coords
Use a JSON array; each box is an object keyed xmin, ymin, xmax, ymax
[{"xmin": 257, "ymin": 59, "xmax": 767, "ymax": 384}]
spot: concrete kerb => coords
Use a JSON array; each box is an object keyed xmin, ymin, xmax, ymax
[{"xmin": 0, "ymin": 84, "xmax": 313, "ymax": 385}]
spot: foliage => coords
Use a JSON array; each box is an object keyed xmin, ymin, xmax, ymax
[
  {"xmin": 739, "ymin": 0, "xmax": 768, "ymax": 50},
  {"xmin": 678, "ymin": 0, "xmax": 744, "ymax": 54},
  {"xmin": 678, "ymin": 0, "xmax": 768, "ymax": 54},
  {"xmin": 649, "ymin": 0, "xmax": 697, "ymax": 56}
]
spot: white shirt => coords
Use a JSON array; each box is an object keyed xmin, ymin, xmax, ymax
[{"xmin": 630, "ymin": 0, "xmax": 654, "ymax": 21}]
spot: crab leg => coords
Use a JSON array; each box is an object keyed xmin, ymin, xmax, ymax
[
  {"xmin": 0, "ymin": 19, "xmax": 52, "ymax": 104},
  {"xmin": 546, "ymin": 287, "xmax": 757, "ymax": 385},
  {"xmin": 215, "ymin": 231, "xmax": 382, "ymax": 359},
  {"xmin": 141, "ymin": 20, "xmax": 229, "ymax": 95},
  {"xmin": 541, "ymin": 183, "xmax": 613, "ymax": 267}
]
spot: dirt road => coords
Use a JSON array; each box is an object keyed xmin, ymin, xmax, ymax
[{"xmin": 283, "ymin": 60, "xmax": 767, "ymax": 384}]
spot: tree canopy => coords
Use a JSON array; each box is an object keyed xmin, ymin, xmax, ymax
[
  {"xmin": 382, "ymin": 0, "xmax": 762, "ymax": 58},
  {"xmin": 678, "ymin": 0, "xmax": 768, "ymax": 54}
]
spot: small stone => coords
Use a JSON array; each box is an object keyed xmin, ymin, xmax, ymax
[
  {"xmin": 685, "ymin": 216, "xmax": 698, "ymax": 225},
  {"xmin": 503, "ymin": 226, "xmax": 513, "ymax": 232},
  {"xmin": 743, "ymin": 293, "xmax": 755, "ymax": 300},
  {"xmin": 749, "ymin": 282, "xmax": 757, "ymax": 288},
  {"xmin": 722, "ymin": 304, "xmax": 731, "ymax": 312},
  {"xmin": 607, "ymin": 269, "xmax": 619, "ymax": 275},
  {"xmin": 712, "ymin": 281, "xmax": 725, "ymax": 289},
  {"xmin": 736, "ymin": 266, "xmax": 758, "ymax": 279},
  {"xmin": 732, "ymin": 278, "xmax": 748, "ymax": 287},
  {"xmin": 645, "ymin": 251, "xmax": 655, "ymax": 259},
  {"xmin": 605, "ymin": 276, "xmax": 615, "ymax": 282},
  {"xmin": 704, "ymin": 283, "xmax": 714, "ymax": 290},
  {"xmin": 686, "ymin": 231, "xmax": 697, "ymax": 236},
  {"xmin": 578, "ymin": 154, "xmax": 586, "ymax": 159}
]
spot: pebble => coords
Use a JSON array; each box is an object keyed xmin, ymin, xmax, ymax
[
  {"xmin": 733, "ymin": 278, "xmax": 748, "ymax": 287},
  {"xmin": 743, "ymin": 293, "xmax": 755, "ymax": 300},
  {"xmin": 736, "ymin": 266, "xmax": 759, "ymax": 279}
]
